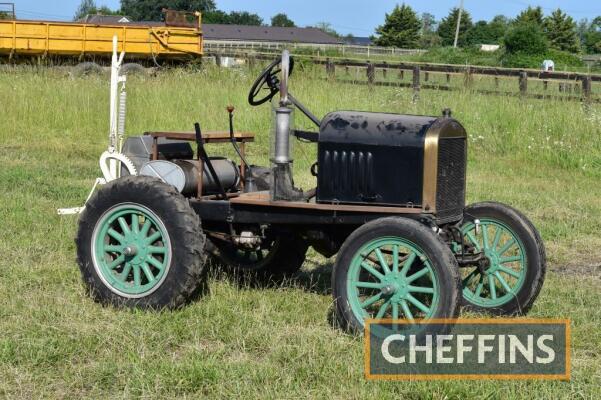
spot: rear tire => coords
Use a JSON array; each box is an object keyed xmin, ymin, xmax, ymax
[
  {"xmin": 457, "ymin": 202, "xmax": 546, "ymax": 315},
  {"xmin": 333, "ymin": 217, "xmax": 461, "ymax": 334},
  {"xmin": 207, "ymin": 232, "xmax": 308, "ymax": 279},
  {"xmin": 73, "ymin": 62, "xmax": 102, "ymax": 76},
  {"xmin": 76, "ymin": 176, "xmax": 207, "ymax": 309},
  {"xmin": 121, "ymin": 63, "xmax": 147, "ymax": 75}
]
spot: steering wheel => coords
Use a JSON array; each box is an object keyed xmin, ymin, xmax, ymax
[{"xmin": 248, "ymin": 51, "xmax": 294, "ymax": 106}]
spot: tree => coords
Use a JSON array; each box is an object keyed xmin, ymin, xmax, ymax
[
  {"xmin": 503, "ymin": 23, "xmax": 548, "ymax": 55},
  {"xmin": 313, "ymin": 22, "xmax": 340, "ymax": 38},
  {"xmin": 74, "ymin": 0, "xmax": 96, "ymax": 20},
  {"xmin": 374, "ymin": 4, "xmax": 421, "ymax": 48},
  {"xmin": 120, "ymin": 0, "xmax": 216, "ymax": 21},
  {"xmin": 227, "ymin": 11, "xmax": 263, "ymax": 25},
  {"xmin": 514, "ymin": 6, "xmax": 544, "ymax": 27},
  {"xmin": 421, "ymin": 12, "xmax": 437, "ymax": 34},
  {"xmin": 437, "ymin": 7, "xmax": 473, "ymax": 47},
  {"xmin": 271, "ymin": 13, "xmax": 295, "ymax": 27},
  {"xmin": 419, "ymin": 12, "xmax": 441, "ymax": 48},
  {"xmin": 466, "ymin": 15, "xmax": 508, "ymax": 45},
  {"xmin": 582, "ymin": 17, "xmax": 601, "ymax": 53},
  {"xmin": 544, "ymin": 8, "xmax": 580, "ymax": 53}
]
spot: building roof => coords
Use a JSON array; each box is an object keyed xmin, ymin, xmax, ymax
[
  {"xmin": 80, "ymin": 15, "xmax": 132, "ymax": 24},
  {"xmin": 202, "ymin": 24, "xmax": 343, "ymax": 44},
  {"xmin": 343, "ymin": 36, "xmax": 373, "ymax": 46}
]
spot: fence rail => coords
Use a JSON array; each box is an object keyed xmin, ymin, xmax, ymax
[{"xmin": 208, "ymin": 50, "xmax": 601, "ymax": 104}]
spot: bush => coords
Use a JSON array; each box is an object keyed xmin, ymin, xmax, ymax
[
  {"xmin": 503, "ymin": 23, "xmax": 548, "ymax": 55},
  {"xmin": 500, "ymin": 49, "xmax": 584, "ymax": 69}
]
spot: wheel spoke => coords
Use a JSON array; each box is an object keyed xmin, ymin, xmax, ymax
[
  {"xmin": 500, "ymin": 255, "xmax": 521, "ymax": 264},
  {"xmin": 107, "ymin": 228, "xmax": 125, "ymax": 243},
  {"xmin": 104, "ymin": 245, "xmax": 123, "ymax": 253},
  {"xmin": 462, "ymin": 268, "xmax": 479, "ymax": 287},
  {"xmin": 360, "ymin": 292, "xmax": 383, "ymax": 308},
  {"xmin": 466, "ymin": 231, "xmax": 481, "ymax": 251},
  {"xmin": 497, "ymin": 238, "xmax": 516, "ymax": 256},
  {"xmin": 499, "ymin": 265, "xmax": 521, "ymax": 278},
  {"xmin": 375, "ymin": 248, "xmax": 391, "ymax": 274},
  {"xmin": 391, "ymin": 302, "xmax": 399, "ymax": 320},
  {"xmin": 107, "ymin": 254, "xmax": 125, "ymax": 269},
  {"xmin": 148, "ymin": 246, "xmax": 167, "ymax": 254},
  {"xmin": 119, "ymin": 262, "xmax": 132, "ymax": 281},
  {"xmin": 406, "ymin": 293, "xmax": 430, "ymax": 314},
  {"xmin": 408, "ymin": 285, "xmax": 435, "ymax": 294},
  {"xmin": 375, "ymin": 300, "xmax": 390, "ymax": 319},
  {"xmin": 140, "ymin": 220, "xmax": 151, "ymax": 237},
  {"xmin": 495, "ymin": 271, "xmax": 513, "ymax": 293},
  {"xmin": 474, "ymin": 279, "xmax": 485, "ymax": 297},
  {"xmin": 400, "ymin": 252, "xmax": 417, "ymax": 276},
  {"xmin": 117, "ymin": 217, "xmax": 131, "ymax": 234},
  {"xmin": 488, "ymin": 274, "xmax": 497, "ymax": 299},
  {"xmin": 400, "ymin": 299, "xmax": 414, "ymax": 321},
  {"xmin": 145, "ymin": 231, "xmax": 162, "ymax": 245},
  {"xmin": 392, "ymin": 245, "xmax": 399, "ymax": 274},
  {"xmin": 360, "ymin": 261, "xmax": 385, "ymax": 281},
  {"xmin": 141, "ymin": 262, "xmax": 155, "ymax": 283},
  {"xmin": 482, "ymin": 225, "xmax": 490, "ymax": 249},
  {"xmin": 492, "ymin": 227, "xmax": 503, "ymax": 250},
  {"xmin": 133, "ymin": 265, "xmax": 141, "ymax": 286},
  {"xmin": 147, "ymin": 255, "xmax": 164, "ymax": 270},
  {"xmin": 131, "ymin": 214, "xmax": 139, "ymax": 234},
  {"xmin": 406, "ymin": 266, "xmax": 430, "ymax": 283},
  {"xmin": 353, "ymin": 281, "xmax": 384, "ymax": 289}
]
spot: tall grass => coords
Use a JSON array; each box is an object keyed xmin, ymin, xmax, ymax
[{"xmin": 0, "ymin": 64, "xmax": 600, "ymax": 398}]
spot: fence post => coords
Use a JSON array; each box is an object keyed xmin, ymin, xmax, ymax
[
  {"xmin": 582, "ymin": 76, "xmax": 592, "ymax": 105},
  {"xmin": 367, "ymin": 62, "xmax": 375, "ymax": 86},
  {"xmin": 464, "ymin": 66, "xmax": 472, "ymax": 88},
  {"xmin": 412, "ymin": 66, "xmax": 420, "ymax": 102},
  {"xmin": 424, "ymin": 72, "xmax": 429, "ymax": 82},
  {"xmin": 326, "ymin": 58, "xmax": 335, "ymax": 79},
  {"xmin": 399, "ymin": 69, "xmax": 404, "ymax": 80},
  {"xmin": 382, "ymin": 61, "xmax": 387, "ymax": 79},
  {"xmin": 519, "ymin": 71, "xmax": 528, "ymax": 96},
  {"xmin": 543, "ymin": 80, "xmax": 548, "ymax": 91},
  {"xmin": 446, "ymin": 73, "xmax": 451, "ymax": 85}
]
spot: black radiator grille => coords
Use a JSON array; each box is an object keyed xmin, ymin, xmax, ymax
[{"xmin": 436, "ymin": 138, "xmax": 467, "ymax": 221}]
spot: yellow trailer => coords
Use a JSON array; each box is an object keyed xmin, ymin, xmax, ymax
[{"xmin": 0, "ymin": 10, "xmax": 203, "ymax": 61}]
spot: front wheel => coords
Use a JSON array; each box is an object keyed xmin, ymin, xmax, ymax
[
  {"xmin": 332, "ymin": 217, "xmax": 461, "ymax": 333},
  {"xmin": 456, "ymin": 202, "xmax": 546, "ymax": 315}
]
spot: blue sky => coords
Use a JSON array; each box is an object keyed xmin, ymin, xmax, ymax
[{"xmin": 10, "ymin": 1, "xmax": 601, "ymax": 36}]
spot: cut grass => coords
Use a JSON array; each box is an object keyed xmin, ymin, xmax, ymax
[{"xmin": 0, "ymin": 64, "xmax": 600, "ymax": 398}]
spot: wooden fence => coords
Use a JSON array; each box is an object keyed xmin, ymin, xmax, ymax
[{"xmin": 209, "ymin": 50, "xmax": 601, "ymax": 104}]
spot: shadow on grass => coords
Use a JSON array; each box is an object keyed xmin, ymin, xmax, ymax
[{"xmin": 205, "ymin": 257, "xmax": 335, "ymax": 296}]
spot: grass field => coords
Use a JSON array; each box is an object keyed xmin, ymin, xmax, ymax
[{"xmin": 0, "ymin": 63, "xmax": 600, "ymax": 398}]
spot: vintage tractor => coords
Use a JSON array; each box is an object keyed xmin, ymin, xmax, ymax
[{"xmin": 74, "ymin": 51, "xmax": 546, "ymax": 332}]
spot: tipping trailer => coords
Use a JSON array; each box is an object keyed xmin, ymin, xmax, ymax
[{"xmin": 0, "ymin": 9, "xmax": 203, "ymax": 63}]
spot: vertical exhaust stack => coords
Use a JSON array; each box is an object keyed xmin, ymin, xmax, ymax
[{"xmin": 270, "ymin": 50, "xmax": 304, "ymax": 201}]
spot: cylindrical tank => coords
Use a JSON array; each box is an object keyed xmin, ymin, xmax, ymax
[{"xmin": 139, "ymin": 158, "xmax": 240, "ymax": 196}]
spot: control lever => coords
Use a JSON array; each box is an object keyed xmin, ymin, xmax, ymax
[
  {"xmin": 194, "ymin": 122, "xmax": 228, "ymax": 200},
  {"xmin": 227, "ymin": 106, "xmax": 257, "ymax": 192}
]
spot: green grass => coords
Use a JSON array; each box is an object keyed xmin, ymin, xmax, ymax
[{"xmin": 0, "ymin": 64, "xmax": 600, "ymax": 398}]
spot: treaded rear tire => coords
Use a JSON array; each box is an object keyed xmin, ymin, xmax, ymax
[{"xmin": 76, "ymin": 176, "xmax": 207, "ymax": 309}]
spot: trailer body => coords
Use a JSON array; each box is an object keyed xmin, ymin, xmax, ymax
[{"xmin": 0, "ymin": 15, "xmax": 202, "ymax": 60}]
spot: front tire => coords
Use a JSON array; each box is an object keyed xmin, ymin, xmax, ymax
[
  {"xmin": 76, "ymin": 176, "xmax": 207, "ymax": 309},
  {"xmin": 333, "ymin": 217, "xmax": 461, "ymax": 333},
  {"xmin": 457, "ymin": 202, "xmax": 546, "ymax": 315}
]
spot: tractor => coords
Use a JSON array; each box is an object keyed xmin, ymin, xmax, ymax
[{"xmin": 74, "ymin": 50, "xmax": 546, "ymax": 333}]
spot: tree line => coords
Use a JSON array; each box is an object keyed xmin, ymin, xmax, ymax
[
  {"xmin": 374, "ymin": 4, "xmax": 601, "ymax": 54},
  {"xmin": 74, "ymin": 0, "xmax": 296, "ymax": 27}
]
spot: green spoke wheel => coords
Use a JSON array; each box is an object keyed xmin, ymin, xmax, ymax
[
  {"xmin": 456, "ymin": 202, "xmax": 546, "ymax": 316},
  {"xmin": 76, "ymin": 176, "xmax": 207, "ymax": 309},
  {"xmin": 347, "ymin": 238, "xmax": 439, "ymax": 322},
  {"xmin": 333, "ymin": 217, "xmax": 461, "ymax": 334},
  {"xmin": 92, "ymin": 204, "xmax": 171, "ymax": 298},
  {"xmin": 459, "ymin": 219, "xmax": 526, "ymax": 307}
]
